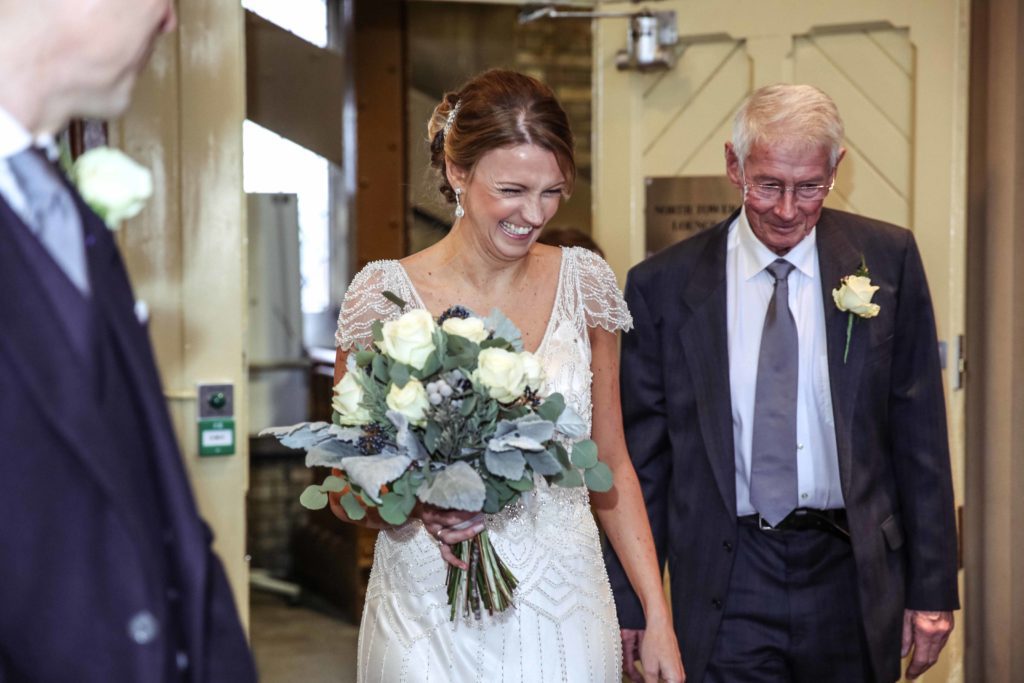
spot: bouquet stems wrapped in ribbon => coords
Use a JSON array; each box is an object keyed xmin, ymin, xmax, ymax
[{"xmin": 262, "ymin": 293, "xmax": 612, "ymax": 620}]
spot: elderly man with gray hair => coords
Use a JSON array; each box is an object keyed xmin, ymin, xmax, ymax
[
  {"xmin": 0, "ymin": 1, "xmax": 256, "ymax": 680},
  {"xmin": 605, "ymin": 84, "xmax": 958, "ymax": 682}
]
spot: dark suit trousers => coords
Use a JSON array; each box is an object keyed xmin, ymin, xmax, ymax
[{"xmin": 705, "ymin": 521, "xmax": 876, "ymax": 683}]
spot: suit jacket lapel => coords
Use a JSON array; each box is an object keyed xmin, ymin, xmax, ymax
[
  {"xmin": 0, "ymin": 200, "xmax": 140, "ymax": 510},
  {"xmin": 678, "ymin": 220, "xmax": 737, "ymax": 516},
  {"xmin": 816, "ymin": 211, "xmax": 868, "ymax": 493}
]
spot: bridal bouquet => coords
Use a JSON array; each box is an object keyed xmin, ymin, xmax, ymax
[{"xmin": 261, "ymin": 293, "xmax": 612, "ymax": 620}]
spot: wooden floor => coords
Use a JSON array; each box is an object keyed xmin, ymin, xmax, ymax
[{"xmin": 250, "ymin": 589, "xmax": 359, "ymax": 682}]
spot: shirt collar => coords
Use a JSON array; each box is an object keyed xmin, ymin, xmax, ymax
[
  {"xmin": 0, "ymin": 105, "xmax": 33, "ymax": 159},
  {"xmin": 737, "ymin": 206, "xmax": 817, "ymax": 281},
  {"xmin": 0, "ymin": 105, "xmax": 59, "ymax": 161}
]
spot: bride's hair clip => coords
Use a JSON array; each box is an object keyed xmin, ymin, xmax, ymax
[{"xmin": 443, "ymin": 100, "xmax": 461, "ymax": 139}]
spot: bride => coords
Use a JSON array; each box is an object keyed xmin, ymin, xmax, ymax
[{"xmin": 329, "ymin": 69, "xmax": 684, "ymax": 683}]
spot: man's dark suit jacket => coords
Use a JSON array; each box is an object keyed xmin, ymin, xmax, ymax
[
  {"xmin": 605, "ymin": 208, "xmax": 959, "ymax": 682},
  {"xmin": 0, "ymin": 181, "xmax": 256, "ymax": 681}
]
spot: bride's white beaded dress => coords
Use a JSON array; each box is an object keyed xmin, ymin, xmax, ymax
[{"xmin": 335, "ymin": 246, "xmax": 632, "ymax": 683}]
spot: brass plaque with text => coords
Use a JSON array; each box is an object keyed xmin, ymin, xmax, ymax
[{"xmin": 645, "ymin": 176, "xmax": 739, "ymax": 257}]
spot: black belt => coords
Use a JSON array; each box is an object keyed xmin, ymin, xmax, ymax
[{"xmin": 738, "ymin": 508, "xmax": 850, "ymax": 541}]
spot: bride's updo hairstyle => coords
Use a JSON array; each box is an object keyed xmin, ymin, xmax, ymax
[{"xmin": 427, "ymin": 69, "xmax": 576, "ymax": 206}]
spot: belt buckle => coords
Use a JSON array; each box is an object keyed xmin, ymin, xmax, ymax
[{"xmin": 757, "ymin": 515, "xmax": 778, "ymax": 531}]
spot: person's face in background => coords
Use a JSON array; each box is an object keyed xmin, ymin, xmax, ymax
[
  {"xmin": 54, "ymin": 0, "xmax": 176, "ymax": 119},
  {"xmin": 448, "ymin": 143, "xmax": 567, "ymax": 263},
  {"xmin": 726, "ymin": 138, "xmax": 844, "ymax": 255}
]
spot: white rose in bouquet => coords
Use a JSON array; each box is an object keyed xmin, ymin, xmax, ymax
[
  {"xmin": 441, "ymin": 316, "xmax": 489, "ymax": 343},
  {"xmin": 332, "ymin": 372, "xmax": 371, "ymax": 425},
  {"xmin": 520, "ymin": 351, "xmax": 544, "ymax": 393},
  {"xmin": 71, "ymin": 147, "xmax": 153, "ymax": 230},
  {"xmin": 475, "ymin": 347, "xmax": 527, "ymax": 403},
  {"xmin": 386, "ymin": 378, "xmax": 430, "ymax": 426},
  {"xmin": 833, "ymin": 275, "xmax": 880, "ymax": 318},
  {"xmin": 381, "ymin": 309, "xmax": 437, "ymax": 369}
]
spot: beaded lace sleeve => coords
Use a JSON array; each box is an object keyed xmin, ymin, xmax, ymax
[
  {"xmin": 335, "ymin": 261, "xmax": 417, "ymax": 350},
  {"xmin": 571, "ymin": 247, "xmax": 633, "ymax": 333}
]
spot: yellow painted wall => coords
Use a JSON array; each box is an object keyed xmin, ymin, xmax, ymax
[{"xmin": 111, "ymin": 0, "xmax": 251, "ymax": 629}]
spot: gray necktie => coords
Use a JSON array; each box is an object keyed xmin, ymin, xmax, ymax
[
  {"xmin": 749, "ymin": 258, "xmax": 798, "ymax": 526},
  {"xmin": 8, "ymin": 147, "xmax": 90, "ymax": 295}
]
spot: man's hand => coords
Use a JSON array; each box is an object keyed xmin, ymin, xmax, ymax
[
  {"xmin": 621, "ymin": 629, "xmax": 646, "ymax": 683},
  {"xmin": 901, "ymin": 609, "xmax": 954, "ymax": 679}
]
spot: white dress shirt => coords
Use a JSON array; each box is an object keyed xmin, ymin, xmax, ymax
[
  {"xmin": 727, "ymin": 208, "xmax": 844, "ymax": 516},
  {"xmin": 0, "ymin": 105, "xmax": 35, "ymax": 224}
]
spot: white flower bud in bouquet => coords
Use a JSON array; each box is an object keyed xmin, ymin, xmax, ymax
[
  {"xmin": 833, "ymin": 276, "xmax": 880, "ymax": 318},
  {"xmin": 520, "ymin": 351, "xmax": 544, "ymax": 392},
  {"xmin": 386, "ymin": 378, "xmax": 430, "ymax": 425},
  {"xmin": 381, "ymin": 309, "xmax": 437, "ymax": 369},
  {"xmin": 332, "ymin": 372, "xmax": 371, "ymax": 425},
  {"xmin": 441, "ymin": 316, "xmax": 489, "ymax": 343},
  {"xmin": 71, "ymin": 147, "xmax": 153, "ymax": 230},
  {"xmin": 474, "ymin": 347, "xmax": 527, "ymax": 403}
]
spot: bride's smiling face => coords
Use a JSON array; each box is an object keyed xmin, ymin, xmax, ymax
[{"xmin": 449, "ymin": 144, "xmax": 566, "ymax": 261}]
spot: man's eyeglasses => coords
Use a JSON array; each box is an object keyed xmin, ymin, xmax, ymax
[{"xmin": 743, "ymin": 178, "xmax": 835, "ymax": 203}]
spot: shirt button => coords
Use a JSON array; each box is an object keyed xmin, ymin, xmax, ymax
[
  {"xmin": 797, "ymin": 443, "xmax": 805, "ymax": 450},
  {"xmin": 127, "ymin": 611, "xmax": 159, "ymax": 645},
  {"xmin": 801, "ymin": 493, "xmax": 809, "ymax": 500}
]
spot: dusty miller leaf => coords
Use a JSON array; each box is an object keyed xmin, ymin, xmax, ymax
[
  {"xmin": 555, "ymin": 404, "xmax": 588, "ymax": 440},
  {"xmin": 484, "ymin": 446, "xmax": 526, "ymax": 480},
  {"xmin": 339, "ymin": 454, "xmax": 412, "ymax": 503},
  {"xmin": 524, "ymin": 449, "xmax": 563, "ymax": 476},
  {"xmin": 416, "ymin": 461, "xmax": 486, "ymax": 511},
  {"xmin": 483, "ymin": 308, "xmax": 523, "ymax": 352}
]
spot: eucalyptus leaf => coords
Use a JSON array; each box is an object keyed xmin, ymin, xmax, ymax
[
  {"xmin": 553, "ymin": 443, "xmax": 572, "ymax": 469},
  {"xmin": 372, "ymin": 320, "xmax": 384, "ymax": 344},
  {"xmin": 425, "ymin": 419, "xmax": 441, "ymax": 454},
  {"xmin": 418, "ymin": 351, "xmax": 441, "ymax": 378},
  {"xmin": 536, "ymin": 393, "xmax": 565, "ymax": 423},
  {"xmin": 320, "ymin": 475, "xmax": 347, "ymax": 493},
  {"xmin": 390, "ymin": 362, "xmax": 410, "ymax": 388},
  {"xmin": 525, "ymin": 449, "xmax": 563, "ymax": 476},
  {"xmin": 554, "ymin": 468, "xmax": 584, "ymax": 488},
  {"xmin": 584, "ymin": 461, "xmax": 614, "ymax": 492},
  {"xmin": 372, "ymin": 354, "xmax": 388, "ymax": 383},
  {"xmin": 459, "ymin": 394, "xmax": 478, "ymax": 417},
  {"xmin": 416, "ymin": 461, "xmax": 486, "ymax": 511},
  {"xmin": 378, "ymin": 492, "xmax": 410, "ymax": 525},
  {"xmin": 339, "ymin": 453, "xmax": 412, "ymax": 503},
  {"xmin": 299, "ymin": 485, "xmax": 329, "ymax": 510},
  {"xmin": 570, "ymin": 440, "xmax": 599, "ymax": 469},
  {"xmin": 355, "ymin": 349, "xmax": 375, "ymax": 367},
  {"xmin": 508, "ymin": 474, "xmax": 535, "ymax": 492},
  {"xmin": 339, "ymin": 491, "xmax": 366, "ymax": 520},
  {"xmin": 484, "ymin": 446, "xmax": 526, "ymax": 480},
  {"xmin": 483, "ymin": 482, "xmax": 500, "ymax": 514}
]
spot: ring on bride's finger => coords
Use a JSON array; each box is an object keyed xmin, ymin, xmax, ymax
[{"xmin": 434, "ymin": 527, "xmax": 444, "ymax": 540}]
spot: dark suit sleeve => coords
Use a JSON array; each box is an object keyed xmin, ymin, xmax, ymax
[
  {"xmin": 888, "ymin": 231, "xmax": 960, "ymax": 610},
  {"xmin": 604, "ymin": 271, "xmax": 673, "ymax": 629}
]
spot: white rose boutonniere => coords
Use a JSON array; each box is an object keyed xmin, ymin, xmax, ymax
[
  {"xmin": 832, "ymin": 258, "xmax": 880, "ymax": 363},
  {"xmin": 70, "ymin": 147, "xmax": 153, "ymax": 230}
]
